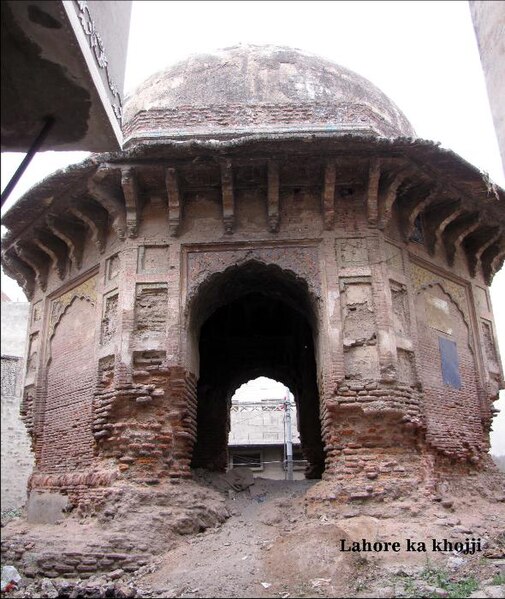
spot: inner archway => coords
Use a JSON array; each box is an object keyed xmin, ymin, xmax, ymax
[
  {"xmin": 228, "ymin": 377, "xmax": 306, "ymax": 480},
  {"xmin": 189, "ymin": 261, "xmax": 325, "ymax": 479}
]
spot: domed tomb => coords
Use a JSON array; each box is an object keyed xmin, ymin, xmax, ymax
[
  {"xmin": 1, "ymin": 45, "xmax": 504, "ymax": 570},
  {"xmin": 123, "ymin": 44, "xmax": 416, "ymax": 143}
]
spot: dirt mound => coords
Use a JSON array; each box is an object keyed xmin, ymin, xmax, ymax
[
  {"xmin": 3, "ymin": 474, "xmax": 505, "ymax": 598},
  {"xmin": 263, "ymin": 523, "xmax": 357, "ymax": 594}
]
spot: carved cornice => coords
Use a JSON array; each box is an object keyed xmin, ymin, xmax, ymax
[{"xmin": 1, "ymin": 139, "xmax": 504, "ymax": 298}]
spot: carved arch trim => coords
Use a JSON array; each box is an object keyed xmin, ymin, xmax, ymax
[
  {"xmin": 46, "ymin": 273, "xmax": 98, "ymax": 363},
  {"xmin": 182, "ymin": 241, "xmax": 322, "ymax": 324},
  {"xmin": 410, "ymin": 259, "xmax": 478, "ymax": 357},
  {"xmin": 46, "ymin": 294, "xmax": 97, "ymax": 366}
]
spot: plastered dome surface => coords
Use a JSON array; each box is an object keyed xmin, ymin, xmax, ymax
[{"xmin": 123, "ymin": 44, "xmax": 416, "ymax": 141}]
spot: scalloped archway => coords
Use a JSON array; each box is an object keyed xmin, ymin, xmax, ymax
[{"xmin": 188, "ymin": 260, "xmax": 325, "ymax": 478}]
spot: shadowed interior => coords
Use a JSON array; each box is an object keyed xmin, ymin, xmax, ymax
[{"xmin": 190, "ymin": 262, "xmax": 325, "ymax": 478}]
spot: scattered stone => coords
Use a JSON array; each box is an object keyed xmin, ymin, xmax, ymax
[
  {"xmin": 447, "ymin": 556, "xmax": 465, "ymax": 570},
  {"xmin": 419, "ymin": 584, "xmax": 449, "ymax": 597},
  {"xmin": 260, "ymin": 513, "xmax": 282, "ymax": 526},
  {"xmin": 311, "ymin": 578, "xmax": 331, "ymax": 587},
  {"xmin": 40, "ymin": 580, "xmax": 58, "ymax": 598},
  {"xmin": 482, "ymin": 586, "xmax": 505, "ymax": 598},
  {"xmin": 454, "ymin": 525, "xmax": 474, "ymax": 534}
]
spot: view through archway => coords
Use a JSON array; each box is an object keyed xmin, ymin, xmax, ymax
[
  {"xmin": 189, "ymin": 262, "xmax": 325, "ymax": 479},
  {"xmin": 228, "ymin": 377, "xmax": 306, "ymax": 480}
]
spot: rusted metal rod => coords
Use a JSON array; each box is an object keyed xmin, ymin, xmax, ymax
[{"xmin": 1, "ymin": 116, "xmax": 55, "ymax": 208}]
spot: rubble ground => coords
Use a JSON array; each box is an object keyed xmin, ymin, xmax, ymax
[{"xmin": 2, "ymin": 474, "xmax": 505, "ymax": 598}]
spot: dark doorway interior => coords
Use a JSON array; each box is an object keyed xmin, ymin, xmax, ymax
[{"xmin": 190, "ymin": 262, "xmax": 325, "ymax": 478}]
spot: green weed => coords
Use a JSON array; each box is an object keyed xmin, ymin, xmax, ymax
[
  {"xmin": 491, "ymin": 572, "xmax": 505, "ymax": 586},
  {"xmin": 420, "ymin": 565, "xmax": 479, "ymax": 598}
]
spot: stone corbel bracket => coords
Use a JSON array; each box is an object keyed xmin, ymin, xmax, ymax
[
  {"xmin": 378, "ymin": 167, "xmax": 413, "ymax": 229},
  {"xmin": 423, "ymin": 200, "xmax": 462, "ymax": 256},
  {"xmin": 467, "ymin": 226, "xmax": 502, "ymax": 279},
  {"xmin": 166, "ymin": 167, "xmax": 182, "ymax": 237},
  {"xmin": 400, "ymin": 183, "xmax": 441, "ymax": 241},
  {"xmin": 267, "ymin": 160, "xmax": 280, "ymax": 233},
  {"xmin": 88, "ymin": 166, "xmax": 127, "ymax": 240},
  {"xmin": 46, "ymin": 213, "xmax": 86, "ymax": 270},
  {"xmin": 33, "ymin": 228, "xmax": 69, "ymax": 280},
  {"xmin": 322, "ymin": 159, "xmax": 336, "ymax": 231},
  {"xmin": 2, "ymin": 248, "xmax": 36, "ymax": 300},
  {"xmin": 220, "ymin": 159, "xmax": 235, "ymax": 234},
  {"xmin": 69, "ymin": 198, "xmax": 109, "ymax": 254},
  {"xmin": 14, "ymin": 241, "xmax": 49, "ymax": 292},
  {"xmin": 443, "ymin": 212, "xmax": 481, "ymax": 267},
  {"xmin": 482, "ymin": 239, "xmax": 505, "ymax": 285},
  {"xmin": 121, "ymin": 167, "xmax": 141, "ymax": 238}
]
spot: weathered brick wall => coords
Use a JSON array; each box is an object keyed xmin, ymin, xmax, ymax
[
  {"xmin": 1, "ymin": 299, "xmax": 33, "ymax": 511},
  {"xmin": 415, "ymin": 283, "xmax": 484, "ymax": 461},
  {"xmin": 94, "ymin": 354, "xmax": 197, "ymax": 482},
  {"xmin": 0, "ymin": 538, "xmax": 149, "ymax": 579},
  {"xmin": 1, "ymin": 355, "xmax": 34, "ymax": 510},
  {"xmin": 40, "ymin": 297, "xmax": 97, "ymax": 473},
  {"xmin": 321, "ymin": 379, "xmax": 425, "ymax": 499}
]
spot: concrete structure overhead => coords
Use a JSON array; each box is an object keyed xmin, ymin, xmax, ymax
[
  {"xmin": 1, "ymin": 45, "xmax": 504, "ymax": 526},
  {"xmin": 1, "ymin": 0, "xmax": 132, "ymax": 152}
]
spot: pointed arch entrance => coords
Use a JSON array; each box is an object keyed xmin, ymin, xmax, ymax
[{"xmin": 186, "ymin": 260, "xmax": 325, "ymax": 479}]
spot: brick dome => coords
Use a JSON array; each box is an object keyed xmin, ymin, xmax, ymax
[{"xmin": 123, "ymin": 44, "xmax": 416, "ymax": 143}]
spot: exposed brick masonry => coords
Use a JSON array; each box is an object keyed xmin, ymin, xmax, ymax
[
  {"xmin": 94, "ymin": 352, "xmax": 197, "ymax": 482},
  {"xmin": 40, "ymin": 298, "xmax": 96, "ymax": 473},
  {"xmin": 124, "ymin": 102, "xmax": 401, "ymax": 139}
]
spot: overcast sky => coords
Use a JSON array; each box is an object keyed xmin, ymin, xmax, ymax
[{"xmin": 1, "ymin": 0, "xmax": 504, "ymax": 452}]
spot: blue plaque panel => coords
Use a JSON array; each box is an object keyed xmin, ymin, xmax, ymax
[{"xmin": 438, "ymin": 337, "xmax": 461, "ymax": 389}]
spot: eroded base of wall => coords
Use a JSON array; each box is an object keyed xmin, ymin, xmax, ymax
[
  {"xmin": 93, "ymin": 358, "xmax": 197, "ymax": 482},
  {"xmin": 4, "ymin": 457, "xmax": 504, "ymax": 580},
  {"xmin": 1, "ymin": 478, "xmax": 229, "ymax": 579}
]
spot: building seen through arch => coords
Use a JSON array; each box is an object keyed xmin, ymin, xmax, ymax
[
  {"xmin": 228, "ymin": 376, "xmax": 307, "ymax": 480},
  {"xmin": 1, "ymin": 45, "xmax": 504, "ymax": 523}
]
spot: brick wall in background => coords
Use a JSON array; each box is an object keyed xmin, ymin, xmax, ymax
[{"xmin": 1, "ymin": 299, "xmax": 33, "ymax": 511}]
